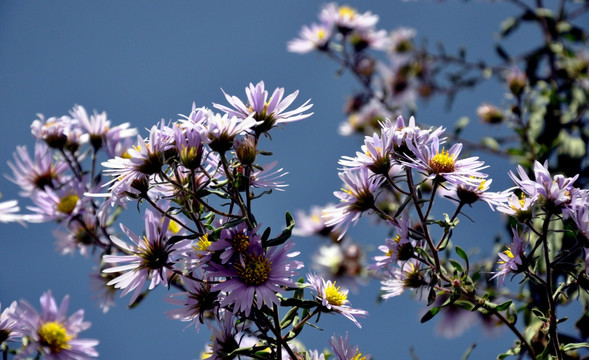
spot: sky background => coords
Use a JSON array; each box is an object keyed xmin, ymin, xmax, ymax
[{"xmin": 0, "ymin": 1, "xmax": 583, "ymax": 359}]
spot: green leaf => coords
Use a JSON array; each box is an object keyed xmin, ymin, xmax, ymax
[
  {"xmin": 449, "ymin": 259, "xmax": 464, "ymax": 273},
  {"xmin": 499, "ymin": 16, "xmax": 519, "ymax": 37},
  {"xmin": 421, "ymin": 306, "xmax": 441, "ymax": 323},
  {"xmin": 562, "ymin": 342, "xmax": 589, "ymax": 352},
  {"xmin": 263, "ymin": 212, "xmax": 295, "ymax": 247},
  {"xmin": 496, "ymin": 300, "xmax": 512, "ymax": 312},
  {"xmin": 455, "ymin": 246, "xmax": 469, "ymax": 273},
  {"xmin": 461, "ymin": 343, "xmax": 477, "ymax": 360}
]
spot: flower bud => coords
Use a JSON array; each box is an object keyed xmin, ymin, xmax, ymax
[
  {"xmin": 234, "ymin": 135, "xmax": 258, "ymax": 165},
  {"xmin": 477, "ymin": 103, "xmax": 504, "ymax": 124},
  {"xmin": 506, "ymin": 67, "xmax": 526, "ymax": 96}
]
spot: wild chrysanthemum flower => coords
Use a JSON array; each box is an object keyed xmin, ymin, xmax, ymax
[
  {"xmin": 380, "ymin": 259, "xmax": 426, "ymax": 299},
  {"xmin": 28, "ymin": 179, "xmax": 93, "ymax": 222},
  {"xmin": 165, "ymin": 279, "xmax": 221, "ymax": 332},
  {"xmin": 338, "ymin": 131, "xmax": 393, "ymax": 175},
  {"xmin": 293, "ymin": 204, "xmax": 334, "ymax": 237},
  {"xmin": 0, "ymin": 301, "xmax": 22, "ymax": 344},
  {"xmin": 70, "ymin": 105, "xmax": 136, "ymax": 156},
  {"xmin": 370, "ymin": 216, "xmax": 413, "ymax": 270},
  {"xmin": 30, "ymin": 113, "xmax": 73, "ymax": 149},
  {"xmin": 204, "ymin": 111, "xmax": 259, "ymax": 153},
  {"xmin": 406, "ymin": 136, "xmax": 488, "ymax": 186},
  {"xmin": 509, "ymin": 161, "xmax": 578, "ymax": 212},
  {"xmin": 306, "ymin": 273, "xmax": 368, "ymax": 328},
  {"xmin": 209, "ymin": 240, "xmax": 302, "ymax": 316},
  {"xmin": 7, "ymin": 142, "xmax": 68, "ymax": 196},
  {"xmin": 491, "ymin": 229, "xmax": 527, "ymax": 284},
  {"xmin": 288, "ymin": 23, "xmax": 332, "ymax": 54},
  {"xmin": 496, "ymin": 192, "xmax": 534, "ymax": 222},
  {"xmin": 213, "ymin": 81, "xmax": 313, "ymax": 135},
  {"xmin": 450, "ymin": 177, "xmax": 510, "ymax": 210},
  {"xmin": 11, "ymin": 290, "xmax": 98, "ymax": 359},
  {"xmin": 323, "ymin": 167, "xmax": 384, "ymax": 240},
  {"xmin": 328, "ymin": 332, "xmax": 371, "ymax": 360},
  {"xmin": 102, "ymin": 209, "xmax": 192, "ymax": 305},
  {"xmin": 207, "ymin": 221, "xmax": 262, "ymax": 264},
  {"xmin": 381, "ymin": 115, "xmax": 444, "ymax": 152}
]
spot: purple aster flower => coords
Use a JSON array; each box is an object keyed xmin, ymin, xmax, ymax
[
  {"xmin": 288, "ymin": 23, "xmax": 332, "ymax": 54},
  {"xmin": 369, "ymin": 216, "xmax": 413, "ymax": 270},
  {"xmin": 247, "ymin": 161, "xmax": 288, "ymax": 191},
  {"xmin": 328, "ymin": 332, "xmax": 371, "ymax": 360},
  {"xmin": 53, "ymin": 213, "xmax": 101, "ymax": 257},
  {"xmin": 30, "ymin": 113, "xmax": 73, "ymax": 149},
  {"xmin": 338, "ymin": 98, "xmax": 392, "ymax": 136},
  {"xmin": 491, "ymin": 228, "xmax": 527, "ymax": 285},
  {"xmin": 380, "ymin": 259, "xmax": 426, "ymax": 299},
  {"xmin": 6, "ymin": 142, "xmax": 68, "ymax": 196},
  {"xmin": 338, "ymin": 130, "xmax": 394, "ymax": 175},
  {"xmin": 203, "ymin": 310, "xmax": 249, "ymax": 360},
  {"xmin": 293, "ymin": 204, "xmax": 334, "ymax": 237},
  {"xmin": 0, "ymin": 301, "xmax": 22, "ymax": 344},
  {"xmin": 213, "ymin": 81, "xmax": 313, "ymax": 135},
  {"xmin": 209, "ymin": 240, "xmax": 302, "ymax": 316},
  {"xmin": 102, "ymin": 209, "xmax": 192, "ymax": 305},
  {"xmin": 207, "ymin": 221, "xmax": 262, "ymax": 264},
  {"xmin": 509, "ymin": 161, "xmax": 578, "ymax": 212},
  {"xmin": 496, "ymin": 192, "xmax": 535, "ymax": 222},
  {"xmin": 70, "ymin": 104, "xmax": 137, "ymax": 156},
  {"xmin": 173, "ymin": 121, "xmax": 205, "ymax": 170},
  {"xmin": 406, "ymin": 136, "xmax": 488, "ymax": 186},
  {"xmin": 448, "ymin": 177, "xmax": 511, "ymax": 210},
  {"xmin": 305, "ymin": 273, "xmax": 368, "ymax": 328},
  {"xmin": 381, "ymin": 115, "xmax": 444, "ymax": 152},
  {"xmin": 11, "ymin": 290, "xmax": 98, "ymax": 359},
  {"xmin": 27, "ymin": 179, "xmax": 94, "ymax": 222},
  {"xmin": 203, "ymin": 110, "xmax": 259, "ymax": 153},
  {"xmin": 323, "ymin": 167, "xmax": 384, "ymax": 240},
  {"xmin": 389, "ymin": 27, "xmax": 416, "ymax": 54},
  {"xmin": 165, "ymin": 278, "xmax": 221, "ymax": 332}
]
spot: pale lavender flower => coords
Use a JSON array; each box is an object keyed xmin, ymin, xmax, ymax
[
  {"xmin": 213, "ymin": 81, "xmax": 313, "ymax": 134},
  {"xmin": 30, "ymin": 114, "xmax": 73, "ymax": 149},
  {"xmin": 323, "ymin": 167, "xmax": 384, "ymax": 240},
  {"xmin": 306, "ymin": 273, "xmax": 368, "ymax": 328},
  {"xmin": 12, "ymin": 290, "xmax": 98, "ymax": 359},
  {"xmin": 88, "ymin": 271, "xmax": 117, "ymax": 314},
  {"xmin": 449, "ymin": 177, "xmax": 511, "ymax": 210},
  {"xmin": 509, "ymin": 161, "xmax": 578, "ymax": 211},
  {"xmin": 207, "ymin": 221, "xmax": 262, "ymax": 264},
  {"xmin": 0, "ymin": 301, "xmax": 22, "ymax": 343},
  {"xmin": 406, "ymin": 136, "xmax": 488, "ymax": 186},
  {"xmin": 102, "ymin": 209, "xmax": 192, "ymax": 305},
  {"xmin": 203, "ymin": 311, "xmax": 248, "ymax": 360},
  {"xmin": 70, "ymin": 104, "xmax": 137, "ymax": 157},
  {"xmin": 209, "ymin": 240, "xmax": 302, "ymax": 316},
  {"xmin": 204, "ymin": 111, "xmax": 259, "ymax": 153},
  {"xmin": 248, "ymin": 161, "xmax": 288, "ymax": 191},
  {"xmin": 28, "ymin": 179, "xmax": 92, "ymax": 222},
  {"xmin": 328, "ymin": 332, "xmax": 371, "ymax": 360},
  {"xmin": 496, "ymin": 192, "xmax": 535, "ymax": 221},
  {"xmin": 311, "ymin": 241, "xmax": 367, "ymax": 293},
  {"xmin": 491, "ymin": 228, "xmax": 527, "ymax": 284},
  {"xmin": 381, "ymin": 259, "xmax": 425, "ymax": 299},
  {"xmin": 319, "ymin": 3, "xmax": 378, "ymax": 33},
  {"xmin": 381, "ymin": 115, "xmax": 444, "ymax": 151},
  {"xmin": 338, "ymin": 130, "xmax": 393, "ymax": 175},
  {"xmin": 369, "ymin": 216, "xmax": 412, "ymax": 270},
  {"xmin": 288, "ymin": 23, "xmax": 332, "ymax": 53},
  {"xmin": 293, "ymin": 204, "xmax": 333, "ymax": 237},
  {"xmin": 53, "ymin": 213, "xmax": 100, "ymax": 257},
  {"xmin": 6, "ymin": 142, "xmax": 68, "ymax": 196}
]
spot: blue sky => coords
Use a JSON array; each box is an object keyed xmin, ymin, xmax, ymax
[{"xmin": 0, "ymin": 1, "xmax": 555, "ymax": 358}]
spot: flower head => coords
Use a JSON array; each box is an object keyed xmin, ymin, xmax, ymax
[
  {"xmin": 306, "ymin": 273, "xmax": 368, "ymax": 328},
  {"xmin": 491, "ymin": 228, "xmax": 527, "ymax": 284},
  {"xmin": 213, "ymin": 81, "xmax": 312, "ymax": 135},
  {"xmin": 328, "ymin": 332, "xmax": 371, "ymax": 360},
  {"xmin": 288, "ymin": 23, "xmax": 332, "ymax": 53},
  {"xmin": 11, "ymin": 290, "xmax": 98, "ymax": 359},
  {"xmin": 0, "ymin": 301, "xmax": 22, "ymax": 344}
]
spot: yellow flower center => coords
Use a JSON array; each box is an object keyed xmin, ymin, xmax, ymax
[
  {"xmin": 429, "ymin": 147, "xmax": 455, "ymax": 174},
  {"xmin": 168, "ymin": 219, "xmax": 181, "ymax": 234},
  {"xmin": 324, "ymin": 282, "xmax": 347, "ymax": 306},
  {"xmin": 57, "ymin": 194, "xmax": 79, "ymax": 214},
  {"xmin": 194, "ymin": 234, "xmax": 212, "ymax": 253},
  {"xmin": 351, "ymin": 350, "xmax": 367, "ymax": 360},
  {"xmin": 235, "ymin": 254, "xmax": 271, "ymax": 286},
  {"xmin": 317, "ymin": 28, "xmax": 326, "ymax": 40},
  {"xmin": 38, "ymin": 321, "xmax": 73, "ymax": 353},
  {"xmin": 338, "ymin": 6, "xmax": 356, "ymax": 19},
  {"xmin": 498, "ymin": 246, "xmax": 514, "ymax": 264}
]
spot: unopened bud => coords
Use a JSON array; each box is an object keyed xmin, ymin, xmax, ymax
[
  {"xmin": 234, "ymin": 135, "xmax": 257, "ymax": 165},
  {"xmin": 507, "ymin": 67, "xmax": 527, "ymax": 96},
  {"xmin": 477, "ymin": 103, "xmax": 504, "ymax": 124}
]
